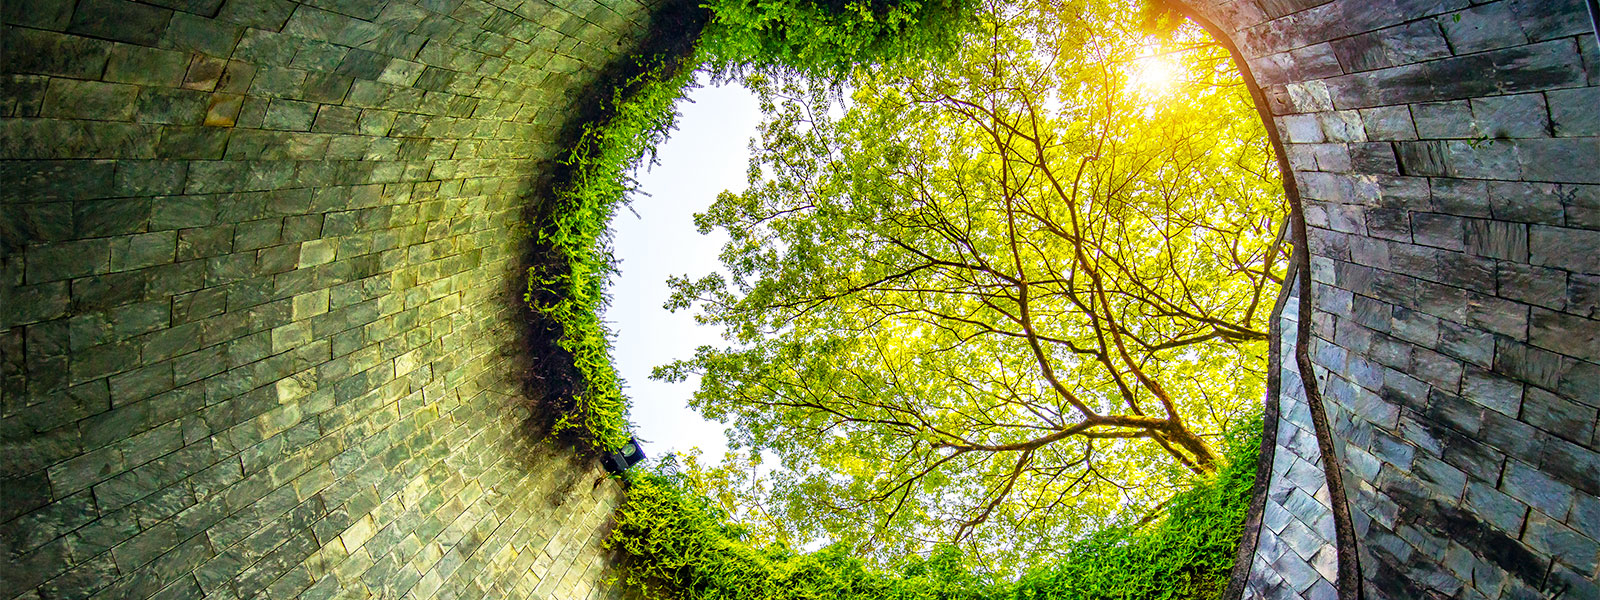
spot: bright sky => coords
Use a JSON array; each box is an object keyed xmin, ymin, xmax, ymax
[{"xmin": 609, "ymin": 77, "xmax": 762, "ymax": 464}]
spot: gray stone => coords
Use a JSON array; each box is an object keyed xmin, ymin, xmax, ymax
[
  {"xmin": 1549, "ymin": 87, "xmax": 1600, "ymax": 137},
  {"xmin": 1530, "ymin": 225, "xmax": 1600, "ymax": 275},
  {"xmin": 111, "ymin": 231, "xmax": 178, "ymax": 272},
  {"xmin": 1412, "ymin": 101, "xmax": 1475, "ymax": 139},
  {"xmin": 1469, "ymin": 94, "xmax": 1549, "ymax": 139},
  {"xmin": 104, "ymin": 45, "xmax": 191, "ymax": 87},
  {"xmin": 163, "ymin": 12, "xmax": 241, "ymax": 57},
  {"xmin": 1, "ymin": 0, "xmax": 75, "ymax": 30},
  {"xmin": 1439, "ymin": 3, "xmax": 1529, "ymax": 53},
  {"xmin": 1502, "ymin": 459, "xmax": 1576, "ymax": 517},
  {"xmin": 41, "ymin": 79, "xmax": 140, "ymax": 121},
  {"xmin": 1519, "ymin": 137, "xmax": 1600, "ymax": 184},
  {"xmin": 68, "ymin": 0, "xmax": 174, "ymax": 46}
]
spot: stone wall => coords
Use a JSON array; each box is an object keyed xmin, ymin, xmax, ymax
[
  {"xmin": 1187, "ymin": 0, "xmax": 1600, "ymax": 599},
  {"xmin": 0, "ymin": 0, "xmax": 665, "ymax": 598},
  {"xmin": 1243, "ymin": 278, "xmax": 1339, "ymax": 600}
]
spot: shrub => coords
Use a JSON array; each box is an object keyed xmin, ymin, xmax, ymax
[{"xmin": 608, "ymin": 413, "xmax": 1263, "ymax": 600}]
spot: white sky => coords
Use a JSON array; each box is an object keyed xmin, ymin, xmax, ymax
[{"xmin": 609, "ymin": 77, "xmax": 762, "ymax": 464}]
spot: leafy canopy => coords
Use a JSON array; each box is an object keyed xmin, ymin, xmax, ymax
[{"xmin": 657, "ymin": 0, "xmax": 1283, "ymax": 566}]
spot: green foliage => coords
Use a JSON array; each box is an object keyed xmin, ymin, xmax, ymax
[
  {"xmin": 699, "ymin": 0, "xmax": 976, "ymax": 77},
  {"xmin": 1009, "ymin": 412, "xmax": 1261, "ymax": 599},
  {"xmin": 525, "ymin": 53, "xmax": 699, "ymax": 451},
  {"xmin": 609, "ymin": 413, "xmax": 1262, "ymax": 600},
  {"xmin": 525, "ymin": 0, "xmax": 981, "ymax": 454},
  {"xmin": 659, "ymin": 0, "xmax": 1283, "ymax": 563}
]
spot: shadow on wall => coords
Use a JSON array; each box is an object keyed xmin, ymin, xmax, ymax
[
  {"xmin": 0, "ymin": 0, "xmax": 706, "ymax": 599},
  {"xmin": 1179, "ymin": 0, "xmax": 1600, "ymax": 599}
]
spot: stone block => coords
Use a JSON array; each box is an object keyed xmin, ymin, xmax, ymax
[
  {"xmin": 1439, "ymin": 3, "xmax": 1529, "ymax": 54},
  {"xmin": 312, "ymin": 105, "xmax": 360, "ymax": 134},
  {"xmin": 1412, "ymin": 101, "xmax": 1476, "ymax": 139},
  {"xmin": 1466, "ymin": 480, "xmax": 1528, "ymax": 535},
  {"xmin": 1549, "ymin": 87, "xmax": 1600, "ymax": 137},
  {"xmin": 1507, "ymin": 0, "xmax": 1593, "ymax": 41},
  {"xmin": 1360, "ymin": 105, "xmax": 1417, "ymax": 140},
  {"xmin": 262, "ymin": 100, "xmax": 318, "ymax": 131},
  {"xmin": 1518, "ymin": 137, "xmax": 1600, "ymax": 184},
  {"xmin": 28, "ymin": 238, "xmax": 113, "ymax": 283},
  {"xmin": 68, "ymin": 0, "xmax": 174, "ymax": 46},
  {"xmin": 1488, "ymin": 181, "xmax": 1566, "ymax": 225},
  {"xmin": 3, "ymin": 28, "xmax": 114, "ymax": 79},
  {"xmin": 41, "ymin": 79, "xmax": 140, "ymax": 121},
  {"xmin": 1, "ymin": 0, "xmax": 75, "ymax": 30},
  {"xmin": 111, "ymin": 231, "xmax": 178, "ymax": 272},
  {"xmin": 1530, "ymin": 225, "xmax": 1600, "ymax": 275},
  {"xmin": 1395, "ymin": 140, "xmax": 1448, "ymax": 176},
  {"xmin": 1523, "ymin": 510, "xmax": 1599, "ymax": 573},
  {"xmin": 1471, "ymin": 93, "xmax": 1550, "ymax": 140},
  {"xmin": 135, "ymin": 88, "xmax": 210, "ymax": 126},
  {"xmin": 216, "ymin": 0, "xmax": 295, "ymax": 30},
  {"xmin": 249, "ymin": 67, "xmax": 307, "ymax": 99},
  {"xmin": 203, "ymin": 93, "xmax": 245, "ymax": 127},
  {"xmin": 303, "ymin": 73, "xmax": 354, "ymax": 104},
  {"xmin": 1412, "ymin": 212, "xmax": 1467, "ymax": 251},
  {"xmin": 163, "ymin": 12, "xmax": 242, "ymax": 57},
  {"xmin": 154, "ymin": 126, "xmax": 232, "ymax": 160},
  {"xmin": 104, "ymin": 44, "xmax": 190, "ymax": 86},
  {"xmin": 1569, "ymin": 273, "xmax": 1600, "ymax": 322},
  {"xmin": 1444, "ymin": 139, "xmax": 1520, "ymax": 179},
  {"xmin": 1333, "ymin": 20, "xmax": 1451, "ymax": 73},
  {"xmin": 1281, "ymin": 114, "xmax": 1325, "ymax": 144},
  {"xmin": 1502, "ymin": 459, "xmax": 1575, "ymax": 517}
]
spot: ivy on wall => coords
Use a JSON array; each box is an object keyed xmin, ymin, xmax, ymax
[{"xmin": 527, "ymin": 0, "xmax": 975, "ymax": 451}]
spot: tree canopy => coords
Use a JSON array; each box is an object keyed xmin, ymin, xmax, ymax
[{"xmin": 655, "ymin": 0, "xmax": 1285, "ymax": 568}]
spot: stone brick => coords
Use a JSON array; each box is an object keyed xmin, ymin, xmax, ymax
[
  {"xmin": 1412, "ymin": 100, "xmax": 1475, "ymax": 139},
  {"xmin": 1530, "ymin": 225, "xmax": 1600, "ymax": 275},
  {"xmin": 1439, "ymin": 3, "xmax": 1529, "ymax": 54},
  {"xmin": 41, "ymin": 79, "xmax": 140, "ymax": 121},
  {"xmin": 163, "ymin": 12, "xmax": 242, "ymax": 57},
  {"xmin": 3, "ymin": 29, "xmax": 115, "ymax": 79},
  {"xmin": 215, "ymin": 0, "xmax": 295, "ymax": 30},
  {"xmin": 1524, "ymin": 510, "xmax": 1599, "ymax": 573},
  {"xmin": 1, "ymin": 0, "xmax": 75, "ymax": 30},
  {"xmin": 311, "ymin": 105, "xmax": 360, "ymax": 134},
  {"xmin": 1549, "ymin": 87, "xmax": 1600, "ymax": 137},
  {"xmin": 104, "ymin": 44, "xmax": 191, "ymax": 86},
  {"xmin": 111, "ymin": 231, "xmax": 179, "ymax": 272},
  {"xmin": 1502, "ymin": 459, "xmax": 1575, "ymax": 517},
  {"xmin": 68, "ymin": 0, "xmax": 175, "ymax": 46},
  {"xmin": 1470, "ymin": 93, "xmax": 1549, "ymax": 139},
  {"xmin": 1519, "ymin": 137, "xmax": 1600, "ymax": 184},
  {"xmin": 1333, "ymin": 20, "xmax": 1451, "ymax": 73},
  {"xmin": 1488, "ymin": 181, "xmax": 1566, "ymax": 225},
  {"xmin": 135, "ymin": 88, "xmax": 210, "ymax": 126}
]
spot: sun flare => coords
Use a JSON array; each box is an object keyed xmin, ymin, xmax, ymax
[{"xmin": 1128, "ymin": 54, "xmax": 1179, "ymax": 97}]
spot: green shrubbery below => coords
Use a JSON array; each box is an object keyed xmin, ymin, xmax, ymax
[{"xmin": 608, "ymin": 414, "xmax": 1261, "ymax": 600}]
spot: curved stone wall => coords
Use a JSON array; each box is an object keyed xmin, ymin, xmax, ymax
[
  {"xmin": 1187, "ymin": 0, "xmax": 1600, "ymax": 599},
  {"xmin": 0, "ymin": 1, "xmax": 665, "ymax": 598}
]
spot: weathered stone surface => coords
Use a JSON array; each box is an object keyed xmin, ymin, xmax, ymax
[
  {"xmin": 2, "ymin": 1, "xmax": 660, "ymax": 599},
  {"xmin": 1206, "ymin": 0, "xmax": 1600, "ymax": 597}
]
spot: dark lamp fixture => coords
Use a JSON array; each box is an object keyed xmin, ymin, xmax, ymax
[{"xmin": 602, "ymin": 437, "xmax": 646, "ymax": 474}]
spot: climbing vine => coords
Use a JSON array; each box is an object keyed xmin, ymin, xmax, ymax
[{"xmin": 526, "ymin": 0, "xmax": 976, "ymax": 450}]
